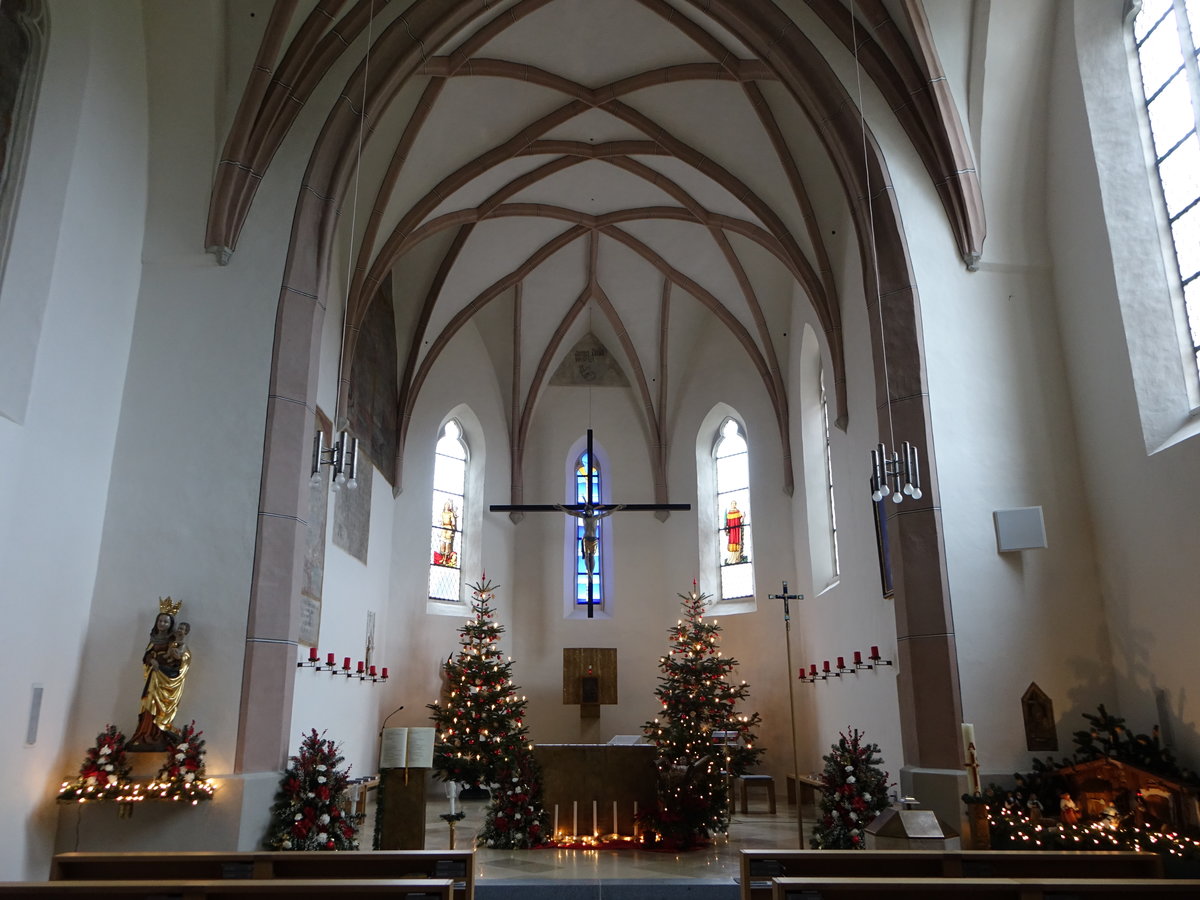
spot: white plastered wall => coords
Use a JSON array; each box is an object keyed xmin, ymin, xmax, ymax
[
  {"xmin": 1047, "ymin": 0, "xmax": 1200, "ymax": 765},
  {"xmin": 0, "ymin": 1, "xmax": 148, "ymax": 881}
]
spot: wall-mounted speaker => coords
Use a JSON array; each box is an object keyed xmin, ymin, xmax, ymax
[{"xmin": 993, "ymin": 507, "xmax": 1047, "ymax": 552}]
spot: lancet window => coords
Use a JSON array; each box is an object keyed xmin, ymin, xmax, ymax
[
  {"xmin": 428, "ymin": 419, "xmax": 467, "ymax": 603},
  {"xmin": 714, "ymin": 418, "xmax": 754, "ymax": 602},
  {"xmin": 573, "ymin": 449, "xmax": 605, "ymax": 608},
  {"xmin": 1132, "ymin": 0, "xmax": 1200, "ymax": 375}
]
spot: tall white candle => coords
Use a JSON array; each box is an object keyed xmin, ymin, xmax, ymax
[
  {"xmin": 633, "ymin": 800, "xmax": 638, "ymax": 836},
  {"xmin": 962, "ymin": 723, "xmax": 980, "ymax": 795},
  {"xmin": 553, "ymin": 804, "xmax": 559, "ymax": 838},
  {"xmin": 573, "ymin": 800, "xmax": 578, "ymax": 836},
  {"xmin": 613, "ymin": 800, "xmax": 618, "ymax": 835},
  {"xmin": 450, "ymin": 792, "xmax": 456, "ymax": 815},
  {"xmin": 592, "ymin": 799, "xmax": 598, "ymax": 835}
]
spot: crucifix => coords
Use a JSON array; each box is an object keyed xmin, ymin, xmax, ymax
[
  {"xmin": 768, "ymin": 580, "xmax": 806, "ymax": 845},
  {"xmin": 490, "ymin": 429, "xmax": 690, "ymax": 617}
]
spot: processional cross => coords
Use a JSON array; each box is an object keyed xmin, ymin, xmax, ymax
[
  {"xmin": 490, "ymin": 429, "xmax": 690, "ymax": 617},
  {"xmin": 768, "ymin": 580, "xmax": 806, "ymax": 845}
]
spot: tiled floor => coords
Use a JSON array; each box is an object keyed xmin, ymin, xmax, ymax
[{"xmin": 421, "ymin": 794, "xmax": 813, "ymax": 885}]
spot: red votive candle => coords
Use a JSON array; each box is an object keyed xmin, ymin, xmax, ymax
[
  {"xmin": 326, "ymin": 653, "xmax": 335, "ymax": 666},
  {"xmin": 309, "ymin": 647, "xmax": 318, "ymax": 661},
  {"xmin": 357, "ymin": 660, "xmax": 365, "ymax": 673},
  {"xmin": 369, "ymin": 665, "xmax": 377, "ymax": 677},
  {"xmin": 343, "ymin": 657, "xmax": 351, "ymax": 670},
  {"xmin": 381, "ymin": 667, "xmax": 389, "ymax": 679},
  {"xmin": 870, "ymin": 645, "xmax": 880, "ymax": 659},
  {"xmin": 809, "ymin": 664, "xmax": 817, "ymax": 676},
  {"xmin": 837, "ymin": 656, "xmax": 845, "ymax": 669},
  {"xmin": 822, "ymin": 660, "xmax": 831, "ymax": 672},
  {"xmin": 854, "ymin": 650, "xmax": 862, "ymax": 664}
]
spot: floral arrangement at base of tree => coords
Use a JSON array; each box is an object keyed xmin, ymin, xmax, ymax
[
  {"xmin": 264, "ymin": 729, "xmax": 358, "ymax": 850},
  {"xmin": 149, "ymin": 720, "xmax": 215, "ymax": 803},
  {"xmin": 476, "ymin": 750, "xmax": 551, "ymax": 849},
  {"xmin": 57, "ymin": 725, "xmax": 136, "ymax": 802},
  {"xmin": 810, "ymin": 728, "xmax": 892, "ymax": 849}
]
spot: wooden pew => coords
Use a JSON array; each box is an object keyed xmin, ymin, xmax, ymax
[
  {"xmin": 741, "ymin": 849, "xmax": 1164, "ymax": 900},
  {"xmin": 0, "ymin": 879, "xmax": 454, "ymax": 899},
  {"xmin": 51, "ymin": 851, "xmax": 473, "ymax": 900},
  {"xmin": 771, "ymin": 876, "xmax": 1200, "ymax": 899}
]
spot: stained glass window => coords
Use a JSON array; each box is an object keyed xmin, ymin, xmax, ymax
[
  {"xmin": 715, "ymin": 418, "xmax": 754, "ymax": 601},
  {"xmin": 574, "ymin": 450, "xmax": 603, "ymax": 607},
  {"xmin": 1133, "ymin": 0, "xmax": 1200, "ymax": 375},
  {"xmin": 429, "ymin": 420, "xmax": 466, "ymax": 602}
]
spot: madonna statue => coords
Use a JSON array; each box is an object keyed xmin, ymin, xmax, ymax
[{"xmin": 129, "ymin": 597, "xmax": 191, "ymax": 750}]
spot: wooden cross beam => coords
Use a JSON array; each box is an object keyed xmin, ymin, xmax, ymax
[{"xmin": 490, "ymin": 429, "xmax": 690, "ymax": 617}]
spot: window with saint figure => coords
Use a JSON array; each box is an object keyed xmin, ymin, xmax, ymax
[
  {"xmin": 715, "ymin": 418, "xmax": 754, "ymax": 601},
  {"xmin": 429, "ymin": 420, "xmax": 467, "ymax": 602}
]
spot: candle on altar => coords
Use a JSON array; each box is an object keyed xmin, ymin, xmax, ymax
[
  {"xmin": 853, "ymin": 650, "xmax": 862, "ymax": 664},
  {"xmin": 633, "ymin": 801, "xmax": 638, "ymax": 836},
  {"xmin": 553, "ymin": 804, "xmax": 559, "ymax": 838},
  {"xmin": 613, "ymin": 800, "xmax": 618, "ymax": 835},
  {"xmin": 592, "ymin": 799, "xmax": 598, "ymax": 835},
  {"xmin": 573, "ymin": 800, "xmax": 578, "ymax": 836}
]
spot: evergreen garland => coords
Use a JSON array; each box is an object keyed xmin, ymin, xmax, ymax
[
  {"xmin": 427, "ymin": 578, "xmax": 531, "ymax": 790},
  {"xmin": 641, "ymin": 585, "xmax": 762, "ymax": 848},
  {"xmin": 264, "ymin": 729, "xmax": 358, "ymax": 850},
  {"xmin": 810, "ymin": 728, "xmax": 891, "ymax": 849}
]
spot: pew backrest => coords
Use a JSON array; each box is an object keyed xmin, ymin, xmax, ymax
[
  {"xmin": 742, "ymin": 849, "xmax": 1163, "ymax": 900},
  {"xmin": 771, "ymin": 876, "xmax": 1200, "ymax": 900},
  {"xmin": 51, "ymin": 851, "xmax": 473, "ymax": 900},
  {"xmin": 2, "ymin": 878, "xmax": 455, "ymax": 899}
]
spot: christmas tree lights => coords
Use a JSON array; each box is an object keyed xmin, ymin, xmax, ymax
[{"xmin": 640, "ymin": 584, "xmax": 762, "ymax": 848}]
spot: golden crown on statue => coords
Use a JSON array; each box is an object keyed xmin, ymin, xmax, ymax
[{"xmin": 159, "ymin": 596, "xmax": 183, "ymax": 617}]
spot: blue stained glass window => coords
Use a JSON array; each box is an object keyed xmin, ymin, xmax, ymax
[{"xmin": 574, "ymin": 451, "xmax": 603, "ymax": 606}]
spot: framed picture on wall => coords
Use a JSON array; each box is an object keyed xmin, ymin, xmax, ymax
[{"xmin": 872, "ymin": 497, "xmax": 894, "ymax": 598}]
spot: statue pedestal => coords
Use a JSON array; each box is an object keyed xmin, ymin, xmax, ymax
[{"xmin": 376, "ymin": 768, "xmax": 428, "ymax": 849}]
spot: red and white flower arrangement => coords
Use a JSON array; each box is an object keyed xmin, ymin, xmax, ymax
[
  {"xmin": 151, "ymin": 720, "xmax": 214, "ymax": 802},
  {"xmin": 264, "ymin": 729, "xmax": 358, "ymax": 850},
  {"xmin": 58, "ymin": 725, "xmax": 133, "ymax": 801}
]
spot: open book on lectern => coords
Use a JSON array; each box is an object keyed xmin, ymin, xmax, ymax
[{"xmin": 379, "ymin": 726, "xmax": 435, "ymax": 769}]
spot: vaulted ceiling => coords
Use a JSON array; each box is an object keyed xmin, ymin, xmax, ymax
[{"xmin": 205, "ymin": 0, "xmax": 983, "ymax": 499}]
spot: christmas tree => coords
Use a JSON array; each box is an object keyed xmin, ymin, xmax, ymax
[
  {"xmin": 427, "ymin": 578, "xmax": 531, "ymax": 790},
  {"xmin": 641, "ymin": 583, "xmax": 762, "ymax": 848},
  {"xmin": 476, "ymin": 747, "xmax": 551, "ymax": 848},
  {"xmin": 264, "ymin": 729, "xmax": 358, "ymax": 850},
  {"xmin": 810, "ymin": 728, "xmax": 891, "ymax": 849}
]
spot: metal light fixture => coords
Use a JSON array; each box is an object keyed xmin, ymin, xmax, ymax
[
  {"xmin": 849, "ymin": 3, "xmax": 923, "ymax": 506},
  {"xmin": 312, "ymin": 430, "xmax": 358, "ymax": 491},
  {"xmin": 870, "ymin": 441, "xmax": 921, "ymax": 504}
]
